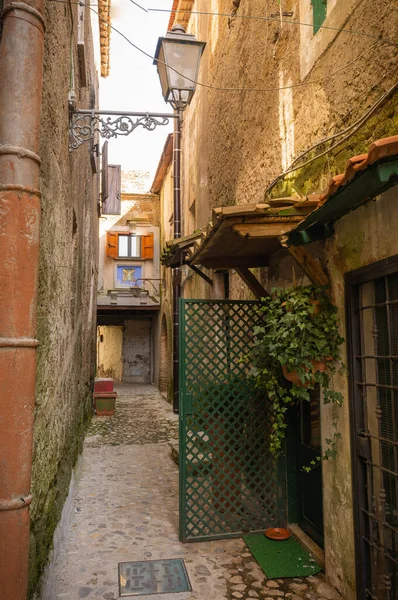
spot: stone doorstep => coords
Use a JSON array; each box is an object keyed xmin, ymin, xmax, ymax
[
  {"xmin": 169, "ymin": 441, "xmax": 179, "ymax": 465},
  {"xmin": 288, "ymin": 524, "xmax": 325, "ymax": 569},
  {"xmin": 168, "ymin": 444, "xmax": 325, "ymax": 568},
  {"xmin": 170, "ymin": 445, "xmax": 327, "ymax": 571}
]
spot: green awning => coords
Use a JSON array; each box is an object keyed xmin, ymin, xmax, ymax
[{"xmin": 287, "ymin": 158, "xmax": 398, "ymax": 246}]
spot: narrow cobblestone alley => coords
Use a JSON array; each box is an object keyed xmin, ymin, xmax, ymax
[{"xmin": 49, "ymin": 385, "xmax": 342, "ymax": 600}]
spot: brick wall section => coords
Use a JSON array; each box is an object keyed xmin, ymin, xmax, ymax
[
  {"xmin": 28, "ymin": 4, "xmax": 98, "ymax": 596},
  {"xmin": 159, "ymin": 314, "xmax": 172, "ymax": 396}
]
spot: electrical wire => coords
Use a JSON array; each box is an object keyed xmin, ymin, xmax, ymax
[
  {"xmin": 48, "ymin": 0, "xmax": 397, "ymax": 96},
  {"xmin": 288, "ymin": 72, "xmax": 398, "ymax": 170},
  {"xmin": 129, "ymin": 0, "xmax": 147, "ymax": 12},
  {"xmin": 264, "ymin": 74, "xmax": 398, "ymax": 197},
  {"xmin": 148, "ymin": 7, "xmax": 398, "ymax": 46},
  {"xmin": 54, "ymin": 0, "xmax": 397, "ymax": 197},
  {"xmin": 48, "ymin": 0, "xmax": 398, "ymax": 46}
]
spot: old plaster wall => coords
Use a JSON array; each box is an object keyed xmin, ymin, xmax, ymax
[
  {"xmin": 98, "ymin": 194, "xmax": 160, "ymax": 302},
  {"xmin": 322, "ymin": 188, "xmax": 398, "ymax": 594},
  {"xmin": 29, "ymin": 4, "xmax": 98, "ymax": 596},
  {"xmin": 178, "ymin": 0, "xmax": 396, "ymax": 304},
  {"xmin": 267, "ymin": 189, "xmax": 398, "ymax": 596},
  {"xmin": 123, "ymin": 319, "xmax": 152, "ymax": 383},
  {"xmin": 97, "ymin": 326, "xmax": 123, "ymax": 382},
  {"xmin": 162, "ymin": 0, "xmax": 398, "ymax": 597},
  {"xmin": 159, "ymin": 164, "xmax": 174, "ymax": 402}
]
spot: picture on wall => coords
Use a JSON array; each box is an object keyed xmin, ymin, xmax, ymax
[{"xmin": 115, "ymin": 265, "xmax": 143, "ymax": 288}]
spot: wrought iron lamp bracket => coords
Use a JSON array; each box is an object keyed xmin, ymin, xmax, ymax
[{"xmin": 69, "ymin": 109, "xmax": 175, "ymax": 152}]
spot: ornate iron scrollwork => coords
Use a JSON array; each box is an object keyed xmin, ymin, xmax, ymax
[{"xmin": 69, "ymin": 111, "xmax": 173, "ymax": 151}]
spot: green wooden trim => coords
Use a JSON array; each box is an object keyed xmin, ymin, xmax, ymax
[
  {"xmin": 180, "ymin": 299, "xmax": 261, "ymax": 305},
  {"xmin": 312, "ymin": 0, "xmax": 327, "ymax": 34},
  {"xmin": 178, "ymin": 297, "xmax": 187, "ymax": 542},
  {"xmin": 277, "ymin": 448, "xmax": 288, "ymax": 527},
  {"xmin": 287, "ymin": 158, "xmax": 398, "ymax": 246},
  {"xmin": 285, "ymin": 405, "xmax": 300, "ymax": 524},
  {"xmin": 178, "ymin": 299, "xmax": 281, "ymax": 542}
]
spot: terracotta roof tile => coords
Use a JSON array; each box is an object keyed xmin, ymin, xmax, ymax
[
  {"xmin": 368, "ymin": 135, "xmax": 398, "ymax": 165},
  {"xmin": 168, "ymin": 0, "xmax": 195, "ymax": 31},
  {"xmin": 344, "ymin": 154, "xmax": 368, "ymax": 181},
  {"xmin": 98, "ymin": 0, "xmax": 111, "ymax": 77},
  {"xmin": 318, "ymin": 135, "xmax": 398, "ymax": 206},
  {"xmin": 168, "ymin": 0, "xmax": 180, "ymax": 30},
  {"xmin": 150, "ymin": 134, "xmax": 173, "ymax": 193}
]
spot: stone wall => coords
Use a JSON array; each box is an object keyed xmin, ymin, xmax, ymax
[
  {"xmin": 178, "ymin": 0, "xmax": 396, "ymax": 300},
  {"xmin": 159, "ymin": 164, "xmax": 174, "ymax": 402},
  {"xmin": 28, "ymin": 4, "xmax": 99, "ymax": 596},
  {"xmin": 98, "ymin": 194, "xmax": 160, "ymax": 301},
  {"xmin": 159, "ymin": 0, "xmax": 398, "ymax": 597},
  {"xmin": 97, "ymin": 326, "xmax": 123, "ymax": 382},
  {"xmin": 122, "ymin": 319, "xmax": 152, "ymax": 383}
]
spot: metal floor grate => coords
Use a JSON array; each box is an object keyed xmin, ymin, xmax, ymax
[{"xmin": 118, "ymin": 559, "xmax": 192, "ymax": 597}]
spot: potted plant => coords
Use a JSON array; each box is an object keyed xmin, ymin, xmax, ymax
[{"xmin": 249, "ymin": 285, "xmax": 345, "ymax": 466}]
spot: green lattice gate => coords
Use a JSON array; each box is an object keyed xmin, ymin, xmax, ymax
[{"xmin": 179, "ymin": 300, "xmax": 284, "ymax": 542}]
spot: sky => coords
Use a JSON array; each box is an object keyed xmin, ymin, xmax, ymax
[{"xmin": 99, "ymin": 0, "xmax": 174, "ymax": 188}]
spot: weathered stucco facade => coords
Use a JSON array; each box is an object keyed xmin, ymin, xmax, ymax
[
  {"xmin": 157, "ymin": 1, "xmax": 398, "ymax": 598},
  {"xmin": 21, "ymin": 4, "xmax": 101, "ymax": 596},
  {"xmin": 153, "ymin": 137, "xmax": 174, "ymax": 400},
  {"xmin": 97, "ymin": 190, "xmax": 162, "ymax": 386}
]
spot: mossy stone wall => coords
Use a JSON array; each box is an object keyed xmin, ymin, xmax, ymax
[{"xmin": 28, "ymin": 4, "xmax": 98, "ymax": 596}]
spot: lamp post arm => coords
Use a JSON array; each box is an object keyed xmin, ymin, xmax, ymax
[{"xmin": 69, "ymin": 110, "xmax": 176, "ymax": 151}]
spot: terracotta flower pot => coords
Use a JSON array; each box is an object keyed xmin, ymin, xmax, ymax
[
  {"xmin": 282, "ymin": 359, "xmax": 328, "ymax": 388},
  {"xmin": 93, "ymin": 391, "xmax": 117, "ymax": 416}
]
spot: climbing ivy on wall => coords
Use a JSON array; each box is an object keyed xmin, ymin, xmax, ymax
[{"xmin": 249, "ymin": 286, "xmax": 345, "ymax": 469}]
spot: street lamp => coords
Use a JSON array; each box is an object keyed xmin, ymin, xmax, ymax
[
  {"xmin": 154, "ymin": 24, "xmax": 206, "ymax": 111},
  {"xmin": 154, "ymin": 24, "xmax": 206, "ymax": 412}
]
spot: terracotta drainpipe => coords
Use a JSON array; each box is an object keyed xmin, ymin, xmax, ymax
[{"xmin": 0, "ymin": 1, "xmax": 45, "ymax": 598}]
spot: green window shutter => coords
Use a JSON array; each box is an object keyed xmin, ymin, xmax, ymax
[{"xmin": 311, "ymin": 0, "xmax": 327, "ymax": 34}]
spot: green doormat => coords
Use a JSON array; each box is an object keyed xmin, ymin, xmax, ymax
[{"xmin": 243, "ymin": 534, "xmax": 322, "ymax": 579}]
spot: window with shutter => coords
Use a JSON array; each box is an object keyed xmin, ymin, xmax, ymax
[
  {"xmin": 118, "ymin": 234, "xmax": 141, "ymax": 258},
  {"xmin": 106, "ymin": 232, "xmax": 153, "ymax": 259},
  {"xmin": 102, "ymin": 164, "xmax": 121, "ymax": 215},
  {"xmin": 142, "ymin": 233, "xmax": 154, "ymax": 259},
  {"xmin": 106, "ymin": 232, "xmax": 118, "ymax": 258},
  {"xmin": 311, "ymin": 0, "xmax": 327, "ymax": 34},
  {"xmin": 77, "ymin": 0, "xmax": 87, "ymax": 87}
]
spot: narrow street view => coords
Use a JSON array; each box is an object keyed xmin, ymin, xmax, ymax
[
  {"xmin": 48, "ymin": 385, "xmax": 340, "ymax": 600},
  {"xmin": 1, "ymin": 1, "xmax": 397, "ymax": 600}
]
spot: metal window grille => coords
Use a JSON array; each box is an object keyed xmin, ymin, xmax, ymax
[{"xmin": 349, "ymin": 269, "xmax": 398, "ymax": 600}]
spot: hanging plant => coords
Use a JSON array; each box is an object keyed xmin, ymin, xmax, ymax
[{"xmin": 249, "ymin": 285, "xmax": 345, "ymax": 469}]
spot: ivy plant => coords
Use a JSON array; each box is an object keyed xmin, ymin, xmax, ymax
[{"xmin": 249, "ymin": 285, "xmax": 345, "ymax": 470}]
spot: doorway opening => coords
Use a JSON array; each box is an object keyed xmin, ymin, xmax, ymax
[
  {"xmin": 159, "ymin": 315, "xmax": 171, "ymax": 397},
  {"xmin": 286, "ymin": 388, "xmax": 324, "ymax": 549}
]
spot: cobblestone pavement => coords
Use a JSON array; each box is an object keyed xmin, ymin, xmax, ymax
[{"xmin": 49, "ymin": 384, "xmax": 342, "ymax": 600}]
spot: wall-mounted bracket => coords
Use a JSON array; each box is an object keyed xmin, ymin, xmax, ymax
[
  {"xmin": 283, "ymin": 243, "xmax": 330, "ymax": 288},
  {"xmin": 235, "ymin": 267, "xmax": 269, "ymax": 299},
  {"xmin": 69, "ymin": 109, "xmax": 176, "ymax": 152},
  {"xmin": 189, "ymin": 265, "xmax": 213, "ymax": 287}
]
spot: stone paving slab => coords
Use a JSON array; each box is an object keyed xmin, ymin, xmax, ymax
[{"xmin": 47, "ymin": 385, "xmax": 343, "ymax": 600}]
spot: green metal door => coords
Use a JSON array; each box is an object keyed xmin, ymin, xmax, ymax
[
  {"xmin": 179, "ymin": 300, "xmax": 284, "ymax": 542},
  {"xmin": 298, "ymin": 391, "xmax": 324, "ymax": 547}
]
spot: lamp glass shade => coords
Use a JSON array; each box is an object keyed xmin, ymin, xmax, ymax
[
  {"xmin": 155, "ymin": 33, "xmax": 206, "ymax": 106},
  {"xmin": 163, "ymin": 41, "xmax": 202, "ymax": 91}
]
